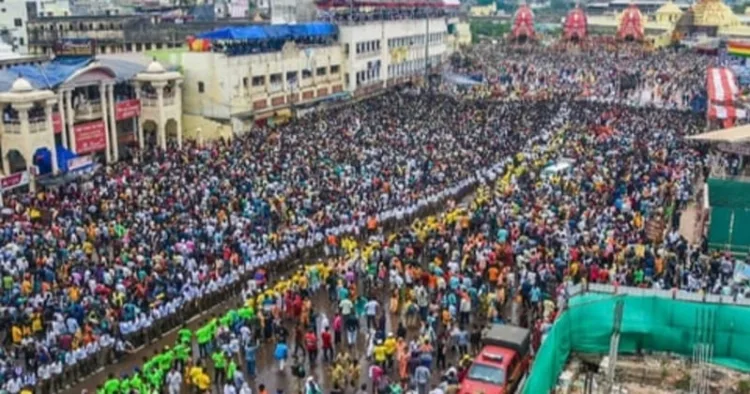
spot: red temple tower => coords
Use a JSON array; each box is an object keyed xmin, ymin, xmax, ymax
[
  {"xmin": 511, "ymin": 4, "xmax": 535, "ymax": 40},
  {"xmin": 563, "ymin": 6, "xmax": 588, "ymax": 40},
  {"xmin": 617, "ymin": 4, "xmax": 645, "ymax": 40}
]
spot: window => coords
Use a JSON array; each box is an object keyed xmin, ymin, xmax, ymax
[
  {"xmin": 1, "ymin": 9, "xmax": 6, "ymax": 13},
  {"xmin": 286, "ymin": 71, "xmax": 298, "ymax": 82},
  {"xmin": 13, "ymin": 18, "xmax": 21, "ymax": 27},
  {"xmin": 344, "ymin": 43, "xmax": 349, "ymax": 54},
  {"xmin": 198, "ymin": 82, "xmax": 204, "ymax": 93},
  {"xmin": 316, "ymin": 67, "xmax": 326, "ymax": 76},
  {"xmin": 302, "ymin": 69, "xmax": 312, "ymax": 79},
  {"xmin": 269, "ymin": 73, "xmax": 282, "ymax": 84},
  {"xmin": 18, "ymin": 38, "xmax": 24, "ymax": 46},
  {"xmin": 243, "ymin": 77, "xmax": 248, "ymax": 88},
  {"xmin": 251, "ymin": 76, "xmax": 265, "ymax": 86},
  {"xmin": 330, "ymin": 65, "xmax": 340, "ymax": 74}
]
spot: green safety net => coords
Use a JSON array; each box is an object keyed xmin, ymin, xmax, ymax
[
  {"xmin": 708, "ymin": 207, "xmax": 750, "ymax": 255},
  {"xmin": 707, "ymin": 178, "xmax": 750, "ymax": 208},
  {"xmin": 706, "ymin": 178, "xmax": 750, "ymax": 256},
  {"xmin": 523, "ymin": 294, "xmax": 750, "ymax": 394}
]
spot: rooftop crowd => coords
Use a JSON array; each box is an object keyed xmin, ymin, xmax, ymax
[{"xmin": 0, "ymin": 40, "xmax": 742, "ymax": 394}]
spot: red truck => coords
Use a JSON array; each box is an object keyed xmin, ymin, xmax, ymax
[{"xmin": 459, "ymin": 324, "xmax": 531, "ymax": 394}]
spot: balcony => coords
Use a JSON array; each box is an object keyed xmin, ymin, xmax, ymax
[
  {"xmin": 74, "ymin": 100, "xmax": 103, "ymax": 121},
  {"xmin": 142, "ymin": 95, "xmax": 177, "ymax": 107}
]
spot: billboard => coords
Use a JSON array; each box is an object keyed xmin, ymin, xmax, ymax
[
  {"xmin": 74, "ymin": 121, "xmax": 107, "ymax": 154},
  {"xmin": 53, "ymin": 39, "xmax": 96, "ymax": 57}
]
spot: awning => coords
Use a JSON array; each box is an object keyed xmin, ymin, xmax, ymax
[
  {"xmin": 707, "ymin": 67, "xmax": 739, "ymax": 104},
  {"xmin": 687, "ymin": 124, "xmax": 750, "ymax": 142}
]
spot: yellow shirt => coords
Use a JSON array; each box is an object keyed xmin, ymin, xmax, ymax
[
  {"xmin": 195, "ymin": 373, "xmax": 211, "ymax": 390},
  {"xmin": 374, "ymin": 345, "xmax": 387, "ymax": 362},
  {"xmin": 189, "ymin": 367, "xmax": 204, "ymax": 384},
  {"xmin": 11, "ymin": 326, "xmax": 22, "ymax": 344},
  {"xmin": 384, "ymin": 338, "xmax": 397, "ymax": 355}
]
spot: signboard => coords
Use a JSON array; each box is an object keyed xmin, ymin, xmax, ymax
[
  {"xmin": 115, "ymin": 99, "xmax": 141, "ymax": 121},
  {"xmin": 52, "ymin": 112, "xmax": 63, "ymax": 134},
  {"xmin": 67, "ymin": 156, "xmax": 93, "ymax": 172},
  {"xmin": 74, "ymin": 121, "xmax": 107, "ymax": 154},
  {"xmin": 53, "ymin": 39, "xmax": 96, "ymax": 57},
  {"xmin": 1, "ymin": 171, "xmax": 30, "ymax": 191}
]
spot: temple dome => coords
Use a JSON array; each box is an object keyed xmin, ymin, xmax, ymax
[
  {"xmin": 10, "ymin": 77, "xmax": 33, "ymax": 93},
  {"xmin": 692, "ymin": 0, "xmax": 739, "ymax": 27},
  {"xmin": 656, "ymin": 1, "xmax": 683, "ymax": 15},
  {"xmin": 146, "ymin": 60, "xmax": 166, "ymax": 74}
]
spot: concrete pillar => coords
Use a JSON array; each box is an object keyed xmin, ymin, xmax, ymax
[
  {"xmin": 99, "ymin": 83, "xmax": 112, "ymax": 163},
  {"xmin": 107, "ymin": 83, "xmax": 119, "ymax": 161},
  {"xmin": 175, "ymin": 81, "xmax": 183, "ymax": 149},
  {"xmin": 65, "ymin": 90, "xmax": 76, "ymax": 152},
  {"xmin": 45, "ymin": 101, "xmax": 58, "ymax": 174},
  {"xmin": 133, "ymin": 82, "xmax": 144, "ymax": 149},
  {"xmin": 155, "ymin": 82, "xmax": 166, "ymax": 150},
  {"xmin": 58, "ymin": 90, "xmax": 68, "ymax": 148}
]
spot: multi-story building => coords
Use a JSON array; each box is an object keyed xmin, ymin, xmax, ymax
[
  {"xmin": 159, "ymin": 22, "xmax": 345, "ymax": 133},
  {"xmin": 25, "ymin": 13, "xmax": 263, "ymax": 55},
  {"xmin": 338, "ymin": 17, "xmax": 453, "ymax": 96},
  {"xmin": 0, "ymin": 55, "xmax": 182, "ymax": 193}
]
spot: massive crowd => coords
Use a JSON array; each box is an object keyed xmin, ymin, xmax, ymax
[
  {"xmin": 450, "ymin": 43, "xmax": 710, "ymax": 110},
  {"xmin": 0, "ymin": 41, "xmax": 743, "ymax": 394}
]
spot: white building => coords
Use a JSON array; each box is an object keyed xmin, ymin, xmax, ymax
[
  {"xmin": 338, "ymin": 18, "xmax": 452, "ymax": 94},
  {"xmin": 0, "ymin": 0, "xmax": 32, "ymax": 53}
]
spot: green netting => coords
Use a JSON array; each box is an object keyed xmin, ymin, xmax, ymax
[
  {"xmin": 707, "ymin": 178, "xmax": 750, "ymax": 208},
  {"xmin": 708, "ymin": 207, "xmax": 750, "ymax": 255},
  {"xmin": 523, "ymin": 294, "xmax": 750, "ymax": 394}
]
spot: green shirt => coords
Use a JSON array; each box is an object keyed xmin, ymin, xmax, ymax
[
  {"xmin": 158, "ymin": 351, "xmax": 174, "ymax": 371},
  {"xmin": 178, "ymin": 329, "xmax": 192, "ymax": 344},
  {"xmin": 104, "ymin": 379, "xmax": 120, "ymax": 394},
  {"xmin": 119, "ymin": 378, "xmax": 131, "ymax": 394},
  {"xmin": 148, "ymin": 370, "xmax": 163, "ymax": 389},
  {"xmin": 143, "ymin": 358, "xmax": 157, "ymax": 374},
  {"xmin": 196, "ymin": 326, "xmax": 212, "ymax": 344},
  {"xmin": 174, "ymin": 344, "xmax": 190, "ymax": 361},
  {"xmin": 239, "ymin": 307, "xmax": 254, "ymax": 320},
  {"xmin": 130, "ymin": 375, "xmax": 144, "ymax": 394},
  {"xmin": 211, "ymin": 351, "xmax": 226, "ymax": 369},
  {"xmin": 227, "ymin": 361, "xmax": 237, "ymax": 380}
]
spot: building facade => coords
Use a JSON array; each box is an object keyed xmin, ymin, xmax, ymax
[
  {"xmin": 0, "ymin": 57, "xmax": 182, "ymax": 192},
  {"xmin": 162, "ymin": 39, "xmax": 345, "ymax": 133},
  {"xmin": 26, "ymin": 14, "xmax": 261, "ymax": 55},
  {"xmin": 338, "ymin": 18, "xmax": 452, "ymax": 95}
]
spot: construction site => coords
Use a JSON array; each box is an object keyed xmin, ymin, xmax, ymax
[
  {"xmin": 555, "ymin": 353, "xmax": 750, "ymax": 394},
  {"xmin": 522, "ymin": 290, "xmax": 750, "ymax": 394}
]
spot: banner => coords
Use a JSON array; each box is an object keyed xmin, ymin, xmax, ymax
[
  {"xmin": 52, "ymin": 112, "xmax": 63, "ymax": 134},
  {"xmin": 74, "ymin": 121, "xmax": 107, "ymax": 154},
  {"xmin": 53, "ymin": 38, "xmax": 96, "ymax": 57},
  {"xmin": 67, "ymin": 156, "xmax": 93, "ymax": 172},
  {"xmin": 1, "ymin": 171, "xmax": 30, "ymax": 192},
  {"xmin": 115, "ymin": 99, "xmax": 141, "ymax": 120}
]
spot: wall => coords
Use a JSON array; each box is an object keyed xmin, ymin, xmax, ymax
[
  {"xmin": 176, "ymin": 43, "xmax": 345, "ymax": 120},
  {"xmin": 182, "ymin": 113, "xmax": 233, "ymax": 142},
  {"xmin": 339, "ymin": 18, "xmax": 450, "ymax": 92}
]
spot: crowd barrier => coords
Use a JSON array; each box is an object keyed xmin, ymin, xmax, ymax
[{"xmin": 523, "ymin": 286, "xmax": 750, "ymax": 394}]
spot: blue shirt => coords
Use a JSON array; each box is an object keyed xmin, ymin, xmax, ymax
[
  {"xmin": 531, "ymin": 287, "xmax": 542, "ymax": 303},
  {"xmin": 273, "ymin": 343, "xmax": 288, "ymax": 360},
  {"xmin": 244, "ymin": 344, "xmax": 257, "ymax": 362}
]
